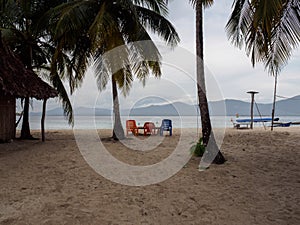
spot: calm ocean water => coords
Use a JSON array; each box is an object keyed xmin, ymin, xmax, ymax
[{"xmin": 17, "ymin": 115, "xmax": 300, "ymax": 130}]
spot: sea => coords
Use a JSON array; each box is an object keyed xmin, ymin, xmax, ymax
[{"xmin": 16, "ymin": 115, "xmax": 300, "ymax": 130}]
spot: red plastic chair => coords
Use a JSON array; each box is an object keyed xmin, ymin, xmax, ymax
[
  {"xmin": 143, "ymin": 122, "xmax": 156, "ymax": 136},
  {"xmin": 126, "ymin": 120, "xmax": 139, "ymax": 136}
]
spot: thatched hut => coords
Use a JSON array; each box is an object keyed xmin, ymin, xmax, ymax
[{"xmin": 0, "ymin": 35, "xmax": 57, "ymax": 142}]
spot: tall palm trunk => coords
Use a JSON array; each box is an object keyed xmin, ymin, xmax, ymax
[
  {"xmin": 112, "ymin": 76, "xmax": 125, "ymax": 140},
  {"xmin": 20, "ymin": 33, "xmax": 34, "ymax": 139},
  {"xmin": 20, "ymin": 97, "xmax": 33, "ymax": 139},
  {"xmin": 196, "ymin": 1, "xmax": 225, "ymax": 164}
]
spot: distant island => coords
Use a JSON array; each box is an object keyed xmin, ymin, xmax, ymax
[{"xmin": 30, "ymin": 95, "xmax": 300, "ymax": 117}]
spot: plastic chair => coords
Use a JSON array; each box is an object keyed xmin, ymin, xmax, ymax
[
  {"xmin": 143, "ymin": 122, "xmax": 156, "ymax": 136},
  {"xmin": 160, "ymin": 119, "xmax": 172, "ymax": 136},
  {"xmin": 126, "ymin": 120, "xmax": 138, "ymax": 136}
]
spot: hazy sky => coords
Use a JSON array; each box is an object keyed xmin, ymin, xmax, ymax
[{"xmin": 35, "ymin": 1, "xmax": 299, "ymax": 112}]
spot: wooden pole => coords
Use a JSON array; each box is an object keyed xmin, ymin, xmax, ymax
[
  {"xmin": 41, "ymin": 98, "xmax": 47, "ymax": 142},
  {"xmin": 250, "ymin": 94, "xmax": 254, "ymax": 129},
  {"xmin": 247, "ymin": 91, "xmax": 258, "ymax": 129}
]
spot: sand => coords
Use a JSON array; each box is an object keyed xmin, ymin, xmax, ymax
[{"xmin": 0, "ymin": 128, "xmax": 299, "ymax": 224}]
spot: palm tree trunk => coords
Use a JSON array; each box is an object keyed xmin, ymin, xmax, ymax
[
  {"xmin": 20, "ymin": 97, "xmax": 33, "ymax": 139},
  {"xmin": 196, "ymin": 1, "xmax": 225, "ymax": 164},
  {"xmin": 20, "ymin": 22, "xmax": 34, "ymax": 140},
  {"xmin": 112, "ymin": 76, "xmax": 125, "ymax": 140},
  {"xmin": 41, "ymin": 98, "xmax": 47, "ymax": 142}
]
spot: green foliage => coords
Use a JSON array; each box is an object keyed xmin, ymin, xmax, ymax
[
  {"xmin": 190, "ymin": 137, "xmax": 206, "ymax": 157},
  {"xmin": 0, "ymin": 0, "xmax": 75, "ymax": 125},
  {"xmin": 0, "ymin": 0, "xmax": 180, "ymax": 129},
  {"xmin": 226, "ymin": 0, "xmax": 300, "ymax": 76}
]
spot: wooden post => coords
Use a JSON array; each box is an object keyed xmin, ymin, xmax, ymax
[
  {"xmin": 41, "ymin": 98, "xmax": 47, "ymax": 142},
  {"xmin": 247, "ymin": 91, "xmax": 259, "ymax": 129}
]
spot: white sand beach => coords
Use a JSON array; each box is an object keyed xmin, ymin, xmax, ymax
[{"xmin": 0, "ymin": 128, "xmax": 299, "ymax": 224}]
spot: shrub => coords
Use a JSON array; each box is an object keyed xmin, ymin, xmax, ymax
[{"xmin": 190, "ymin": 137, "xmax": 206, "ymax": 157}]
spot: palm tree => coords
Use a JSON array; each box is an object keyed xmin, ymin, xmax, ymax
[
  {"xmin": 226, "ymin": 0, "xmax": 300, "ymax": 129},
  {"xmin": 48, "ymin": 0, "xmax": 180, "ymax": 140},
  {"xmin": 189, "ymin": 0, "xmax": 225, "ymax": 164},
  {"xmin": 0, "ymin": 0, "xmax": 73, "ymax": 139},
  {"xmin": 94, "ymin": 38, "xmax": 163, "ymax": 140},
  {"xmin": 226, "ymin": 0, "xmax": 300, "ymax": 74}
]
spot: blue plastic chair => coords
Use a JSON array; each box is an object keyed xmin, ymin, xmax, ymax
[{"xmin": 160, "ymin": 119, "xmax": 172, "ymax": 136}]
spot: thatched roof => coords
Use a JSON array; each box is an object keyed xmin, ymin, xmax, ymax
[{"xmin": 0, "ymin": 36, "xmax": 58, "ymax": 100}]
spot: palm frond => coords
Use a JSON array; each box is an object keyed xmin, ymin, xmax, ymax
[
  {"xmin": 114, "ymin": 67, "xmax": 134, "ymax": 96},
  {"xmin": 226, "ymin": 0, "xmax": 300, "ymax": 75},
  {"xmin": 134, "ymin": 0, "xmax": 169, "ymax": 16},
  {"xmin": 94, "ymin": 30, "xmax": 133, "ymax": 96},
  {"xmin": 47, "ymin": 0, "xmax": 94, "ymax": 43},
  {"xmin": 245, "ymin": 27, "xmax": 267, "ymax": 66},
  {"xmin": 88, "ymin": 3, "xmax": 119, "ymax": 53},
  {"xmin": 225, "ymin": 0, "xmax": 252, "ymax": 48},
  {"xmin": 50, "ymin": 67, "xmax": 74, "ymax": 126},
  {"xmin": 265, "ymin": 0, "xmax": 300, "ymax": 75},
  {"xmin": 135, "ymin": 5, "xmax": 180, "ymax": 47},
  {"xmin": 189, "ymin": 0, "xmax": 214, "ymax": 9},
  {"xmin": 93, "ymin": 56, "xmax": 111, "ymax": 92},
  {"xmin": 68, "ymin": 35, "xmax": 92, "ymax": 91},
  {"xmin": 128, "ymin": 40, "xmax": 162, "ymax": 77}
]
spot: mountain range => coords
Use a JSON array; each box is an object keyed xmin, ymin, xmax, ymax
[{"xmin": 31, "ymin": 95, "xmax": 300, "ymax": 117}]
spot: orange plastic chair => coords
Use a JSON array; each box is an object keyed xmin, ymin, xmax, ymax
[
  {"xmin": 126, "ymin": 120, "xmax": 139, "ymax": 136},
  {"xmin": 143, "ymin": 122, "xmax": 156, "ymax": 136}
]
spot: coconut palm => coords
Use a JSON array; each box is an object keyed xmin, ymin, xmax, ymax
[
  {"xmin": 0, "ymin": 0, "xmax": 73, "ymax": 139},
  {"xmin": 189, "ymin": 0, "xmax": 225, "ymax": 164},
  {"xmin": 226, "ymin": 0, "xmax": 300, "ymax": 75},
  {"xmin": 226, "ymin": 0, "xmax": 300, "ymax": 128},
  {"xmin": 48, "ymin": 0, "xmax": 180, "ymax": 140}
]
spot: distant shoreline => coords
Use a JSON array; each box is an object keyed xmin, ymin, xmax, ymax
[
  {"xmin": 16, "ymin": 115, "xmax": 300, "ymax": 131},
  {"xmin": 28, "ymin": 95, "xmax": 300, "ymax": 117}
]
